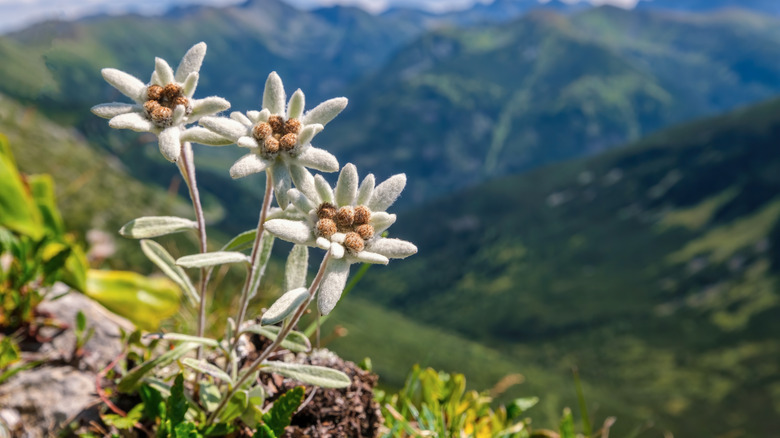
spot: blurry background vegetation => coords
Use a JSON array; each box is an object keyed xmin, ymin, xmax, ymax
[{"xmin": 1, "ymin": 0, "xmax": 780, "ymax": 436}]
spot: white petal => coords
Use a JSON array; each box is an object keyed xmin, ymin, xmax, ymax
[
  {"xmin": 314, "ymin": 174, "xmax": 333, "ymax": 205},
  {"xmin": 270, "ymin": 162, "xmax": 292, "ymax": 208},
  {"xmin": 182, "ymin": 72, "xmax": 199, "ymax": 98},
  {"xmin": 329, "ymin": 243, "xmax": 345, "ymax": 259},
  {"xmin": 368, "ymin": 174, "xmax": 406, "ymax": 212},
  {"xmin": 158, "ymin": 127, "xmax": 182, "ymax": 162},
  {"xmin": 230, "ymin": 111, "xmax": 252, "ymax": 126},
  {"xmin": 101, "ymin": 68, "xmax": 145, "ymax": 102},
  {"xmin": 289, "ymin": 164, "xmax": 318, "ymax": 203},
  {"xmin": 150, "ymin": 70, "xmax": 161, "ymax": 86},
  {"xmin": 247, "ymin": 109, "xmax": 270, "ymax": 123},
  {"xmin": 295, "ymin": 147, "xmax": 339, "ymax": 172},
  {"xmin": 189, "ymin": 97, "xmax": 231, "ymax": 122},
  {"xmin": 199, "ymin": 116, "xmax": 246, "ymax": 141},
  {"xmin": 316, "ymin": 237, "xmax": 331, "ymax": 249},
  {"xmin": 335, "ymin": 163, "xmax": 358, "ymax": 206},
  {"xmin": 356, "ymin": 174, "xmax": 375, "ymax": 206},
  {"xmin": 303, "ymin": 97, "xmax": 348, "ymax": 126},
  {"xmin": 368, "ymin": 238, "xmax": 417, "ymax": 259},
  {"xmin": 91, "ymin": 102, "xmax": 138, "ymax": 119},
  {"xmin": 264, "ymin": 219, "xmax": 313, "ymax": 244},
  {"xmin": 175, "ymin": 42, "xmax": 206, "ymax": 82},
  {"xmin": 318, "ymin": 258, "xmax": 350, "ymax": 315},
  {"xmin": 230, "ymin": 153, "xmax": 268, "ymax": 179},
  {"xmin": 237, "ymin": 136, "xmax": 260, "ymax": 149},
  {"xmin": 351, "ymin": 251, "xmax": 389, "ymax": 265},
  {"xmin": 109, "ymin": 112, "xmax": 154, "ymax": 132},
  {"xmin": 155, "ymin": 57, "xmax": 175, "ymax": 85},
  {"xmin": 287, "ymin": 89, "xmax": 305, "ymax": 120},
  {"xmin": 263, "ymin": 71, "xmax": 285, "ymax": 115},
  {"xmin": 298, "ymin": 123, "xmax": 323, "ymax": 145},
  {"xmin": 370, "ymin": 212, "xmax": 397, "ymax": 234},
  {"xmin": 172, "ymin": 105, "xmax": 186, "ymax": 126},
  {"xmin": 288, "ymin": 188, "xmax": 315, "ymax": 213},
  {"xmin": 181, "ymin": 127, "xmax": 232, "ymax": 146}
]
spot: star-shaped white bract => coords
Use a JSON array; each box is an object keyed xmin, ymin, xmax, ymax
[
  {"xmin": 198, "ymin": 72, "xmax": 346, "ymax": 208},
  {"xmin": 91, "ymin": 42, "xmax": 231, "ymax": 162},
  {"xmin": 264, "ymin": 163, "xmax": 417, "ymax": 315}
]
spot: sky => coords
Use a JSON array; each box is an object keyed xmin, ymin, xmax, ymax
[{"xmin": 0, "ymin": 0, "xmax": 641, "ymax": 33}]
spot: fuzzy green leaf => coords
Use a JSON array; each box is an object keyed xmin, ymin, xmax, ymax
[
  {"xmin": 118, "ymin": 343, "xmax": 198, "ymax": 393},
  {"xmin": 140, "ymin": 239, "xmax": 198, "ymax": 306},
  {"xmin": 120, "ymin": 216, "xmax": 198, "ymax": 239},
  {"xmin": 260, "ymin": 287, "xmax": 309, "ymax": 326},
  {"xmin": 260, "ymin": 361, "xmax": 351, "ymax": 388},
  {"xmin": 181, "ymin": 358, "xmax": 233, "ymax": 384},
  {"xmin": 176, "ymin": 251, "xmax": 249, "ymax": 269},
  {"xmin": 221, "ymin": 229, "xmax": 256, "ymax": 252},
  {"xmin": 284, "ymin": 245, "xmax": 308, "ymax": 291},
  {"xmin": 241, "ymin": 325, "xmax": 310, "ymax": 353}
]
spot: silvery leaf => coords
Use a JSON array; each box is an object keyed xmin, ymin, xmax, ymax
[
  {"xmin": 182, "ymin": 358, "xmax": 233, "ymax": 384},
  {"xmin": 335, "ymin": 164, "xmax": 358, "ymax": 207},
  {"xmin": 318, "ymin": 258, "xmax": 350, "ymax": 315},
  {"xmin": 154, "ymin": 57, "xmax": 175, "ymax": 85},
  {"xmin": 260, "ymin": 361, "xmax": 350, "ymax": 388},
  {"xmin": 175, "ymin": 42, "xmax": 206, "ymax": 82},
  {"xmin": 295, "ymin": 147, "xmax": 338, "ymax": 172},
  {"xmin": 260, "ymin": 287, "xmax": 308, "ymax": 325},
  {"xmin": 263, "ymin": 71, "xmax": 285, "ymax": 115},
  {"xmin": 287, "ymin": 89, "xmax": 305, "ymax": 120},
  {"xmin": 368, "ymin": 173, "xmax": 406, "ymax": 212},
  {"xmin": 158, "ymin": 127, "xmax": 182, "ymax": 162},
  {"xmin": 264, "ymin": 219, "xmax": 312, "ymax": 244},
  {"xmin": 101, "ymin": 68, "xmax": 145, "ymax": 102},
  {"xmin": 91, "ymin": 102, "xmax": 137, "ymax": 119},
  {"xmin": 303, "ymin": 97, "xmax": 348, "ymax": 126},
  {"xmin": 230, "ymin": 153, "xmax": 268, "ymax": 179},
  {"xmin": 109, "ymin": 112, "xmax": 155, "ymax": 132},
  {"xmin": 120, "ymin": 216, "xmax": 197, "ymax": 239},
  {"xmin": 176, "ymin": 251, "xmax": 250, "ymax": 268}
]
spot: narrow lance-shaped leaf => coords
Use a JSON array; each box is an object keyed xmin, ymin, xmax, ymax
[
  {"xmin": 182, "ymin": 358, "xmax": 234, "ymax": 384},
  {"xmin": 284, "ymin": 245, "xmax": 308, "ymax": 291},
  {"xmin": 140, "ymin": 239, "xmax": 199, "ymax": 306},
  {"xmin": 144, "ymin": 333, "xmax": 220, "ymax": 348},
  {"xmin": 260, "ymin": 361, "xmax": 351, "ymax": 388},
  {"xmin": 241, "ymin": 325, "xmax": 310, "ymax": 353},
  {"xmin": 118, "ymin": 343, "xmax": 198, "ymax": 392},
  {"xmin": 261, "ymin": 287, "xmax": 309, "ymax": 326},
  {"xmin": 221, "ymin": 229, "xmax": 257, "ymax": 252},
  {"xmin": 120, "ymin": 216, "xmax": 198, "ymax": 239},
  {"xmin": 176, "ymin": 251, "xmax": 250, "ymax": 269}
]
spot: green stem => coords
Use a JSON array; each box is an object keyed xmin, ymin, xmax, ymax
[{"xmin": 208, "ymin": 252, "xmax": 331, "ymax": 424}]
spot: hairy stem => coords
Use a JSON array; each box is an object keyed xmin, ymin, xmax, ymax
[
  {"xmin": 235, "ymin": 172, "xmax": 275, "ymax": 331},
  {"xmin": 178, "ymin": 142, "xmax": 210, "ymax": 354},
  {"xmin": 208, "ymin": 252, "xmax": 332, "ymax": 424}
]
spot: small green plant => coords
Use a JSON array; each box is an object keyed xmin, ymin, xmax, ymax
[
  {"xmin": 89, "ymin": 42, "xmax": 417, "ymax": 434},
  {"xmin": 379, "ymin": 365, "xmax": 615, "ymax": 438}
]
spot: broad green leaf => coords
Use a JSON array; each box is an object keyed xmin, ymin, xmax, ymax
[
  {"xmin": 85, "ymin": 269, "xmax": 180, "ymax": 331},
  {"xmin": 507, "ymin": 396, "xmax": 539, "ymax": 420},
  {"xmin": 263, "ymin": 386, "xmax": 304, "ymax": 436},
  {"xmin": 221, "ymin": 229, "xmax": 256, "ymax": 252},
  {"xmin": 241, "ymin": 325, "xmax": 311, "ymax": 353},
  {"xmin": 252, "ymin": 424, "xmax": 276, "ymax": 438},
  {"xmin": 0, "ymin": 135, "xmax": 43, "ymax": 239},
  {"xmin": 28, "ymin": 174, "xmax": 64, "ymax": 236},
  {"xmin": 260, "ymin": 361, "xmax": 351, "ymax": 388},
  {"xmin": 120, "ymin": 216, "xmax": 198, "ymax": 239},
  {"xmin": 176, "ymin": 251, "xmax": 249, "ymax": 269},
  {"xmin": 145, "ymin": 333, "xmax": 219, "ymax": 348},
  {"xmin": 181, "ymin": 358, "xmax": 233, "ymax": 384},
  {"xmin": 241, "ymin": 386, "xmax": 267, "ymax": 427},
  {"xmin": 173, "ymin": 421, "xmax": 201, "ymax": 438},
  {"xmin": 118, "ymin": 343, "xmax": 198, "ymax": 393},
  {"xmin": 260, "ymin": 288, "xmax": 309, "ymax": 326},
  {"xmin": 62, "ymin": 242, "xmax": 88, "ymax": 293},
  {"xmin": 199, "ymin": 382, "xmax": 222, "ymax": 413},
  {"xmin": 140, "ymin": 239, "xmax": 198, "ymax": 306},
  {"xmin": 284, "ymin": 245, "xmax": 308, "ymax": 291},
  {"xmin": 0, "ymin": 337, "xmax": 21, "ymax": 369},
  {"xmin": 559, "ymin": 407, "xmax": 575, "ymax": 438},
  {"xmin": 219, "ymin": 389, "xmax": 248, "ymax": 423},
  {"xmin": 168, "ymin": 374, "xmax": 188, "ymax": 429},
  {"xmin": 102, "ymin": 403, "xmax": 143, "ymax": 430}
]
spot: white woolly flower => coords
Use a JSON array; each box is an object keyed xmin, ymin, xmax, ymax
[
  {"xmin": 198, "ymin": 71, "xmax": 346, "ymax": 208},
  {"xmin": 264, "ymin": 163, "xmax": 417, "ymax": 315},
  {"xmin": 90, "ymin": 42, "xmax": 231, "ymax": 162}
]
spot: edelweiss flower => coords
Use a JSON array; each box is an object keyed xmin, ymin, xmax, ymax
[
  {"xmin": 198, "ymin": 72, "xmax": 346, "ymax": 207},
  {"xmin": 91, "ymin": 42, "xmax": 231, "ymax": 162},
  {"xmin": 264, "ymin": 163, "xmax": 417, "ymax": 315}
]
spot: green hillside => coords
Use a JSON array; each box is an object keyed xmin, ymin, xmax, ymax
[
  {"xmin": 321, "ymin": 7, "xmax": 780, "ymax": 204},
  {"xmin": 325, "ymin": 98, "xmax": 780, "ymax": 436}
]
